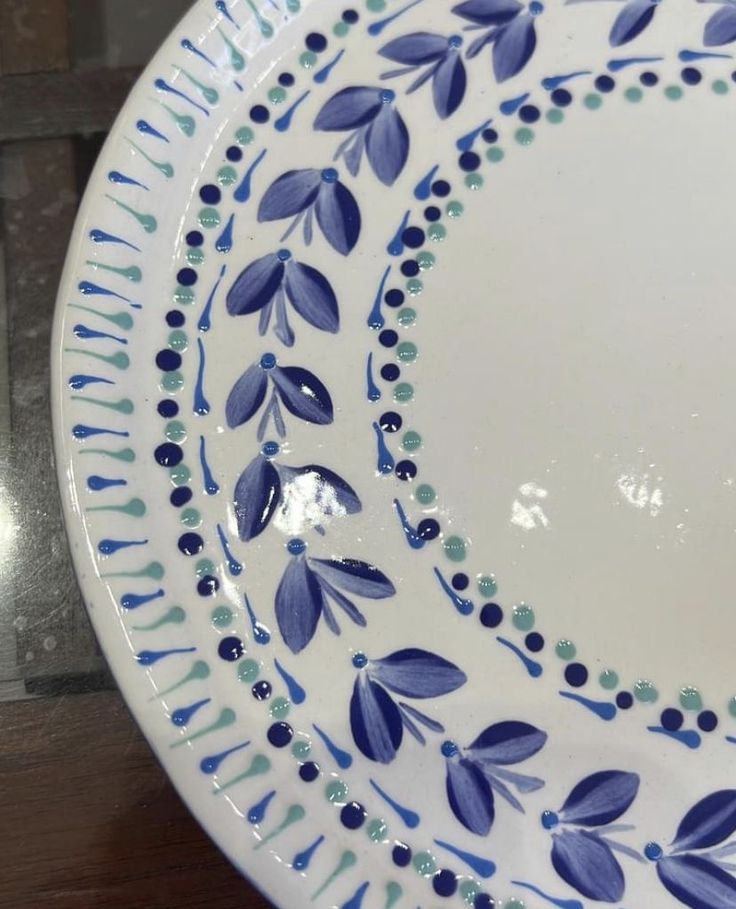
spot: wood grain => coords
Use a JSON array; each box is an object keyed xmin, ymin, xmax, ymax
[{"xmin": 0, "ymin": 0, "xmax": 69, "ymax": 75}]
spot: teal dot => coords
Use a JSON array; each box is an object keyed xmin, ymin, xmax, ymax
[
  {"xmin": 413, "ymin": 852, "xmax": 436, "ymax": 876},
  {"xmin": 584, "ymin": 92, "xmax": 602, "ymax": 110},
  {"xmin": 729, "ymin": 696, "xmax": 736, "ymax": 718},
  {"xmin": 505, "ymin": 900, "xmax": 525, "ymax": 909},
  {"xmin": 460, "ymin": 880, "xmax": 480, "ymax": 903},
  {"xmin": 270, "ymin": 696, "xmax": 290, "ymax": 719},
  {"xmin": 174, "ymin": 285, "xmax": 194, "ymax": 305},
  {"xmin": 235, "ymin": 126, "xmax": 254, "ymax": 145},
  {"xmin": 713, "ymin": 79, "xmax": 729, "ymax": 95},
  {"xmin": 397, "ymin": 341, "xmax": 417, "ymax": 362},
  {"xmin": 446, "ymin": 200, "xmax": 464, "ymax": 218},
  {"xmin": 292, "ymin": 739, "xmax": 311, "ymax": 759},
  {"xmin": 397, "ymin": 307, "xmax": 416, "ymax": 326},
  {"xmin": 325, "ymin": 779, "xmax": 348, "ymax": 803},
  {"xmin": 195, "ymin": 558, "xmax": 215, "ymax": 578},
  {"xmin": 465, "ymin": 172, "xmax": 483, "ymax": 190},
  {"xmin": 546, "ymin": 108, "xmax": 564, "ymax": 124},
  {"xmin": 181, "ymin": 507, "xmax": 201, "ymax": 528},
  {"xmin": 161, "ymin": 370, "xmax": 183, "ymax": 392},
  {"xmin": 443, "ymin": 535, "xmax": 467, "ymax": 563},
  {"xmin": 634, "ymin": 679, "xmax": 658, "ymax": 703},
  {"xmin": 300, "ymin": 50, "xmax": 318, "ymax": 68},
  {"xmin": 268, "ymin": 86, "xmax": 287, "ymax": 104},
  {"xmin": 478, "ymin": 575, "xmax": 497, "ymax": 597},
  {"xmin": 168, "ymin": 329, "xmax": 188, "ymax": 351},
  {"xmin": 165, "ymin": 420, "xmax": 186, "ymax": 443},
  {"xmin": 217, "ymin": 165, "xmax": 238, "ymax": 185},
  {"xmin": 406, "ymin": 278, "xmax": 423, "ymax": 295},
  {"xmin": 428, "ymin": 223, "xmax": 446, "ymax": 241},
  {"xmin": 169, "ymin": 464, "xmax": 191, "ymax": 486},
  {"xmin": 625, "ymin": 86, "xmax": 643, "ymax": 103},
  {"xmin": 211, "ymin": 605, "xmax": 233, "ymax": 627},
  {"xmin": 199, "ymin": 206, "xmax": 221, "ymax": 228},
  {"xmin": 393, "ymin": 382, "xmax": 414, "ymax": 403},
  {"xmin": 333, "ymin": 20, "xmax": 349, "ymax": 36},
  {"xmin": 515, "ymin": 127, "xmax": 535, "ymax": 146},
  {"xmin": 366, "ymin": 818, "xmax": 388, "ymax": 842},
  {"xmin": 238, "ymin": 659, "xmax": 260, "ymax": 683},
  {"xmin": 402, "ymin": 430, "xmax": 422, "ymax": 451},
  {"xmin": 680, "ymin": 686, "xmax": 703, "ymax": 711},
  {"xmin": 599, "ymin": 669, "xmax": 619, "ymax": 690},
  {"xmin": 665, "ymin": 85, "xmax": 683, "ymax": 101},
  {"xmin": 415, "ymin": 484, "xmax": 435, "ymax": 505},
  {"xmin": 187, "ymin": 247, "xmax": 204, "ymax": 265},
  {"xmin": 486, "ymin": 146, "xmax": 505, "ymax": 163},
  {"xmin": 366, "ymin": 0, "xmax": 386, "ymax": 10},
  {"xmin": 555, "ymin": 640, "xmax": 576, "ymax": 661},
  {"xmin": 512, "ymin": 604, "xmax": 535, "ymax": 631},
  {"xmin": 416, "ymin": 251, "xmax": 435, "ymax": 270}
]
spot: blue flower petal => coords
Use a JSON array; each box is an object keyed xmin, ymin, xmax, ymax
[
  {"xmin": 309, "ymin": 557, "xmax": 395, "ymax": 598},
  {"xmin": 467, "ymin": 721, "xmax": 547, "ymax": 765},
  {"xmin": 433, "ymin": 52, "xmax": 467, "ymax": 118},
  {"xmin": 284, "ymin": 261, "xmax": 339, "ymax": 333},
  {"xmin": 370, "ymin": 648, "xmax": 467, "ymax": 698},
  {"xmin": 492, "ymin": 14, "xmax": 536, "ymax": 82},
  {"xmin": 314, "ymin": 180, "xmax": 362, "ymax": 255},
  {"xmin": 233, "ymin": 455, "xmax": 281, "ymax": 541},
  {"xmin": 270, "ymin": 365, "xmax": 334, "ymax": 424},
  {"xmin": 366, "ymin": 105, "xmax": 410, "ymax": 186},
  {"xmin": 610, "ymin": 0, "xmax": 657, "ymax": 47},
  {"xmin": 446, "ymin": 757, "xmax": 495, "ymax": 835},
  {"xmin": 314, "ymin": 87, "xmax": 384, "ymax": 131},
  {"xmin": 705, "ymin": 6, "xmax": 736, "ymax": 47},
  {"xmin": 226, "ymin": 254, "xmax": 285, "ymax": 315},
  {"xmin": 551, "ymin": 830, "xmax": 624, "ymax": 903},
  {"xmin": 560, "ymin": 770, "xmax": 640, "ymax": 828},
  {"xmin": 350, "ymin": 674, "xmax": 403, "ymax": 763},
  {"xmin": 275, "ymin": 557, "xmax": 324, "ymax": 653},
  {"xmin": 658, "ymin": 855, "xmax": 736, "ymax": 909},
  {"xmin": 673, "ymin": 790, "xmax": 736, "ymax": 852},
  {"xmin": 278, "ymin": 464, "xmax": 362, "ymax": 517},
  {"xmin": 225, "ymin": 364, "xmax": 268, "ymax": 429},
  {"xmin": 452, "ymin": 0, "xmax": 521, "ymax": 26},
  {"xmin": 257, "ymin": 169, "xmax": 322, "ymax": 222},
  {"xmin": 380, "ymin": 32, "xmax": 449, "ymax": 64}
]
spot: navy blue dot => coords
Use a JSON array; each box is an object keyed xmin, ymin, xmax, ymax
[
  {"xmin": 732, "ymin": 70, "xmax": 736, "ymax": 83},
  {"xmin": 380, "ymin": 411, "xmax": 402, "ymax": 432},
  {"xmin": 199, "ymin": 185, "xmax": 221, "ymax": 205},
  {"xmin": 565, "ymin": 663, "xmax": 588, "ymax": 687},
  {"xmin": 186, "ymin": 230, "xmax": 204, "ymax": 247},
  {"xmin": 480, "ymin": 603, "xmax": 503, "ymax": 628},
  {"xmin": 306, "ymin": 31, "xmax": 327, "ymax": 52},
  {"xmin": 157, "ymin": 399, "xmax": 179, "ymax": 418},
  {"xmin": 299, "ymin": 761, "xmax": 320, "ymax": 782},
  {"xmin": 681, "ymin": 66, "xmax": 701, "ymax": 85},
  {"xmin": 392, "ymin": 842, "xmax": 412, "ymax": 866},
  {"xmin": 595, "ymin": 74, "xmax": 615, "ymax": 93},
  {"xmin": 474, "ymin": 895, "xmax": 494, "ymax": 909},
  {"xmin": 459, "ymin": 151, "xmax": 481, "ymax": 171},
  {"xmin": 433, "ymin": 870, "xmax": 457, "ymax": 897},
  {"xmin": 278, "ymin": 72, "xmax": 295, "ymax": 87},
  {"xmin": 551, "ymin": 88, "xmax": 572, "ymax": 107},
  {"xmin": 401, "ymin": 260, "xmax": 419, "ymax": 277},
  {"xmin": 432, "ymin": 179, "xmax": 451, "ymax": 197},
  {"xmin": 395, "ymin": 460, "xmax": 417, "ymax": 481},
  {"xmin": 451, "ymin": 573, "xmax": 469, "ymax": 591},
  {"xmin": 250, "ymin": 104, "xmax": 269, "ymax": 123},
  {"xmin": 170, "ymin": 486, "xmax": 192, "ymax": 507},
  {"xmin": 252, "ymin": 680, "xmax": 272, "ymax": 701},
  {"xmin": 156, "ymin": 349, "xmax": 182, "ymax": 372},
  {"xmin": 698, "ymin": 710, "xmax": 718, "ymax": 732},
  {"xmin": 342, "ymin": 8, "xmax": 359, "ymax": 23},
  {"xmin": 178, "ymin": 532, "xmax": 203, "ymax": 555},
  {"xmin": 166, "ymin": 309, "xmax": 185, "ymax": 327},
  {"xmin": 218, "ymin": 636, "xmax": 244, "ymax": 662},
  {"xmin": 526, "ymin": 632, "xmax": 544, "ymax": 652},
  {"xmin": 267, "ymin": 722, "xmax": 293, "ymax": 747},
  {"xmin": 340, "ymin": 802, "xmax": 366, "ymax": 829},
  {"xmin": 154, "ymin": 442, "xmax": 182, "ymax": 467},
  {"xmin": 402, "ymin": 226, "xmax": 425, "ymax": 248},
  {"xmin": 384, "ymin": 288, "xmax": 404, "ymax": 308},
  {"xmin": 379, "ymin": 329, "xmax": 398, "ymax": 348},
  {"xmin": 197, "ymin": 574, "xmax": 219, "ymax": 597},
  {"xmin": 641, "ymin": 71, "xmax": 658, "ymax": 86},
  {"xmin": 177, "ymin": 268, "xmax": 197, "ymax": 288},
  {"xmin": 226, "ymin": 145, "xmax": 243, "ymax": 161},
  {"xmin": 519, "ymin": 104, "xmax": 540, "ymax": 123},
  {"xmin": 424, "ymin": 205, "xmax": 441, "ymax": 221},
  {"xmin": 381, "ymin": 364, "xmax": 400, "ymax": 382},
  {"xmin": 616, "ymin": 691, "xmax": 634, "ymax": 709},
  {"xmin": 417, "ymin": 518, "xmax": 440, "ymax": 540},
  {"xmin": 482, "ymin": 127, "xmax": 499, "ymax": 143},
  {"xmin": 661, "ymin": 708, "xmax": 683, "ymax": 731}
]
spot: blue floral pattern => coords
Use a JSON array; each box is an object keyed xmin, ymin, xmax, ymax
[
  {"xmin": 379, "ymin": 32, "xmax": 467, "ymax": 118},
  {"xmin": 452, "ymin": 0, "xmax": 542, "ymax": 82}
]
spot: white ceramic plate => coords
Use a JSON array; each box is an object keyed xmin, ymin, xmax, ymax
[{"xmin": 52, "ymin": 2, "xmax": 736, "ymax": 907}]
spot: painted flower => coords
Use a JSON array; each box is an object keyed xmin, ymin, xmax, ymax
[
  {"xmin": 226, "ymin": 353, "xmax": 333, "ymax": 441},
  {"xmin": 275, "ymin": 542, "xmax": 395, "ymax": 653},
  {"xmin": 650, "ymin": 789, "xmax": 736, "ymax": 909},
  {"xmin": 257, "ymin": 167, "xmax": 361, "ymax": 256},
  {"xmin": 314, "ymin": 87, "xmax": 410, "ymax": 186},
  {"xmin": 233, "ymin": 443, "xmax": 360, "ymax": 542},
  {"xmin": 452, "ymin": 0, "xmax": 543, "ymax": 82},
  {"xmin": 226, "ymin": 248, "xmax": 338, "ymax": 347},
  {"xmin": 379, "ymin": 32, "xmax": 467, "ymax": 119},
  {"xmin": 444, "ymin": 721, "xmax": 547, "ymax": 835},
  {"xmin": 608, "ymin": 0, "xmax": 661, "ymax": 46},
  {"xmin": 543, "ymin": 770, "xmax": 641, "ymax": 903},
  {"xmin": 704, "ymin": 1, "xmax": 736, "ymax": 47},
  {"xmin": 350, "ymin": 648, "xmax": 467, "ymax": 763}
]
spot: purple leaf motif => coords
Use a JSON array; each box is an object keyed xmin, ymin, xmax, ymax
[
  {"xmin": 552, "ymin": 829, "xmax": 625, "ymax": 903},
  {"xmin": 380, "ymin": 32, "xmax": 467, "ymax": 118},
  {"xmin": 270, "ymin": 365, "xmax": 333, "ymax": 424},
  {"xmin": 491, "ymin": 13, "xmax": 537, "ymax": 82},
  {"xmin": 560, "ymin": 770, "xmax": 640, "ymax": 827},
  {"xmin": 226, "ymin": 364, "xmax": 268, "ymax": 429},
  {"xmin": 369, "ymin": 648, "xmax": 467, "ymax": 698},
  {"xmin": 705, "ymin": 5, "xmax": 736, "ymax": 47},
  {"xmin": 233, "ymin": 455, "xmax": 281, "ymax": 541},
  {"xmin": 658, "ymin": 854, "xmax": 736, "ymax": 909},
  {"xmin": 673, "ymin": 790, "xmax": 736, "ymax": 853},
  {"xmin": 350, "ymin": 673, "xmax": 404, "ymax": 763},
  {"xmin": 609, "ymin": 0, "xmax": 659, "ymax": 47},
  {"xmin": 447, "ymin": 758, "xmax": 495, "ymax": 835},
  {"xmin": 309, "ymin": 558, "xmax": 395, "ymax": 598},
  {"xmin": 275, "ymin": 556, "xmax": 324, "ymax": 654},
  {"xmin": 467, "ymin": 721, "xmax": 547, "ymax": 765}
]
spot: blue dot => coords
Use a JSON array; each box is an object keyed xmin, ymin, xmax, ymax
[
  {"xmin": 395, "ymin": 460, "xmax": 417, "ymax": 481},
  {"xmin": 384, "ymin": 288, "xmax": 404, "ymax": 307},
  {"xmin": 732, "ymin": 70, "xmax": 736, "ymax": 83},
  {"xmin": 277, "ymin": 248, "xmax": 292, "ymax": 261},
  {"xmin": 287, "ymin": 538, "xmax": 306, "ymax": 555},
  {"xmin": 565, "ymin": 662, "xmax": 588, "ymax": 687},
  {"xmin": 645, "ymin": 842, "xmax": 663, "ymax": 861},
  {"xmin": 321, "ymin": 166, "xmax": 338, "ymax": 183},
  {"xmin": 480, "ymin": 603, "xmax": 503, "ymax": 628},
  {"xmin": 250, "ymin": 104, "xmax": 269, "ymax": 123},
  {"xmin": 226, "ymin": 145, "xmax": 243, "ymax": 161},
  {"xmin": 424, "ymin": 205, "xmax": 441, "ymax": 221},
  {"xmin": 551, "ymin": 88, "xmax": 572, "ymax": 107},
  {"xmin": 306, "ymin": 31, "xmax": 327, "ymax": 52},
  {"xmin": 595, "ymin": 74, "xmax": 615, "ymax": 93},
  {"xmin": 352, "ymin": 652, "xmax": 368, "ymax": 668},
  {"xmin": 178, "ymin": 532, "xmax": 203, "ymax": 555},
  {"xmin": 392, "ymin": 842, "xmax": 411, "ymax": 866},
  {"xmin": 299, "ymin": 761, "xmax": 320, "ymax": 782},
  {"xmin": 177, "ymin": 267, "xmax": 197, "ymax": 287},
  {"xmin": 166, "ymin": 309, "xmax": 185, "ymax": 327},
  {"xmin": 432, "ymin": 180, "xmax": 451, "ymax": 197},
  {"xmin": 474, "ymin": 895, "xmax": 494, "ymax": 909},
  {"xmin": 451, "ymin": 573, "xmax": 469, "ymax": 591},
  {"xmin": 379, "ymin": 411, "xmax": 402, "ymax": 432},
  {"xmin": 218, "ymin": 636, "xmax": 244, "ymax": 661},
  {"xmin": 340, "ymin": 802, "xmax": 366, "ymax": 829},
  {"xmin": 199, "ymin": 184, "xmax": 221, "ymax": 205},
  {"xmin": 433, "ymin": 870, "xmax": 457, "ymax": 897},
  {"xmin": 418, "ymin": 518, "xmax": 440, "ymax": 540},
  {"xmin": 641, "ymin": 71, "xmax": 658, "ymax": 86},
  {"xmin": 681, "ymin": 66, "xmax": 701, "ymax": 85},
  {"xmin": 170, "ymin": 486, "xmax": 192, "ymax": 507},
  {"xmin": 402, "ymin": 226, "xmax": 425, "ymax": 248},
  {"xmin": 186, "ymin": 230, "xmax": 204, "ymax": 247},
  {"xmin": 342, "ymin": 8, "xmax": 359, "ymax": 23},
  {"xmin": 156, "ymin": 349, "xmax": 182, "ymax": 372},
  {"xmin": 157, "ymin": 399, "xmax": 179, "ymax": 418},
  {"xmin": 252, "ymin": 680, "xmax": 272, "ymax": 701},
  {"xmin": 526, "ymin": 632, "xmax": 544, "ymax": 652},
  {"xmin": 448, "ymin": 34, "xmax": 462, "ymax": 48},
  {"xmin": 482, "ymin": 127, "xmax": 498, "ymax": 143},
  {"xmin": 519, "ymin": 104, "xmax": 540, "ymax": 123},
  {"xmin": 197, "ymin": 574, "xmax": 219, "ymax": 597},
  {"xmin": 441, "ymin": 740, "xmax": 458, "ymax": 757},
  {"xmin": 459, "ymin": 151, "xmax": 481, "ymax": 171},
  {"xmin": 278, "ymin": 71, "xmax": 295, "ymax": 86},
  {"xmin": 401, "ymin": 260, "xmax": 419, "ymax": 277},
  {"xmin": 260, "ymin": 352, "xmax": 277, "ymax": 369},
  {"xmin": 616, "ymin": 691, "xmax": 634, "ymax": 709},
  {"xmin": 660, "ymin": 708, "xmax": 683, "ymax": 731},
  {"xmin": 268, "ymin": 722, "xmax": 293, "ymax": 747},
  {"xmin": 155, "ymin": 442, "xmax": 183, "ymax": 466},
  {"xmin": 541, "ymin": 810, "xmax": 559, "ymax": 830},
  {"xmin": 698, "ymin": 710, "xmax": 718, "ymax": 732},
  {"xmin": 380, "ymin": 89, "xmax": 395, "ymax": 104},
  {"xmin": 379, "ymin": 329, "xmax": 398, "ymax": 347},
  {"xmin": 262, "ymin": 440, "xmax": 280, "ymax": 458},
  {"xmin": 381, "ymin": 363, "xmax": 400, "ymax": 382},
  {"xmin": 529, "ymin": 0, "xmax": 543, "ymax": 13}
]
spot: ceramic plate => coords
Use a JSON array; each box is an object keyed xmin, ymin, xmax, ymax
[{"xmin": 52, "ymin": 1, "xmax": 736, "ymax": 907}]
